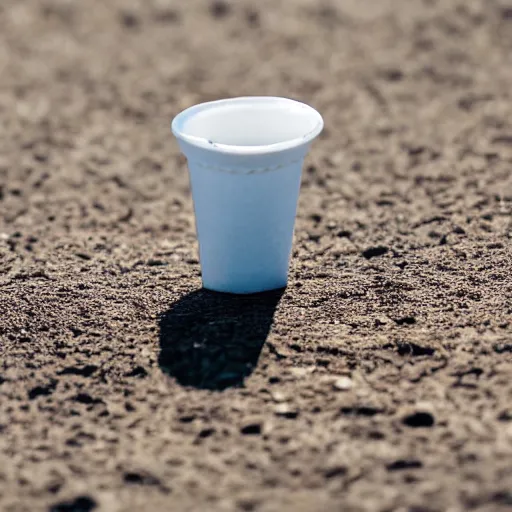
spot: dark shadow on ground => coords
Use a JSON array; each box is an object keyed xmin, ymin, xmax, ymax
[{"xmin": 158, "ymin": 288, "xmax": 284, "ymax": 390}]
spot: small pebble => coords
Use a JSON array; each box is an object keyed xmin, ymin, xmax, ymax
[
  {"xmin": 274, "ymin": 403, "xmax": 299, "ymax": 419},
  {"xmin": 333, "ymin": 376, "xmax": 353, "ymax": 391},
  {"xmin": 240, "ymin": 419, "xmax": 263, "ymax": 435},
  {"xmin": 120, "ymin": 11, "xmax": 139, "ymax": 28},
  {"xmin": 147, "ymin": 259, "xmax": 167, "ymax": 266},
  {"xmin": 210, "ymin": 0, "xmax": 231, "ymax": 18},
  {"xmin": 290, "ymin": 366, "xmax": 315, "ymax": 378},
  {"xmin": 401, "ymin": 404, "xmax": 435, "ymax": 428},
  {"xmin": 271, "ymin": 390, "xmax": 287, "ymax": 403},
  {"xmin": 75, "ymin": 252, "xmax": 92, "ymax": 261}
]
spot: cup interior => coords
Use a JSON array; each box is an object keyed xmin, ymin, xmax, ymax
[{"xmin": 172, "ymin": 97, "xmax": 323, "ymax": 154}]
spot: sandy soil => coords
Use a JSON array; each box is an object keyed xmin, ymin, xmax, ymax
[{"xmin": 1, "ymin": 0, "xmax": 511, "ymax": 511}]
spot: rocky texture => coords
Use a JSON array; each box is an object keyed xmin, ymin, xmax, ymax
[{"xmin": 0, "ymin": 0, "xmax": 511, "ymax": 511}]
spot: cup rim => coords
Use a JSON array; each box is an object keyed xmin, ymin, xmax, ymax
[{"xmin": 171, "ymin": 96, "xmax": 324, "ymax": 156}]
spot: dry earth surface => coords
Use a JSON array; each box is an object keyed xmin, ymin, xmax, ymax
[{"xmin": 1, "ymin": 0, "xmax": 512, "ymax": 511}]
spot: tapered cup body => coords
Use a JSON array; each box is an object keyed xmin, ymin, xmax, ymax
[{"xmin": 172, "ymin": 97, "xmax": 323, "ymax": 294}]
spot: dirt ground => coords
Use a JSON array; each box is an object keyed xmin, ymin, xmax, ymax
[{"xmin": 1, "ymin": 0, "xmax": 511, "ymax": 510}]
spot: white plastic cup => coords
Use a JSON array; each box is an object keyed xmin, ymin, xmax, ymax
[{"xmin": 171, "ymin": 96, "xmax": 323, "ymax": 294}]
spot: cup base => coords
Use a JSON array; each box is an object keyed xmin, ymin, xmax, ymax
[{"xmin": 202, "ymin": 280, "xmax": 288, "ymax": 295}]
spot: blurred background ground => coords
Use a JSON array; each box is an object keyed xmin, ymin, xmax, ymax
[{"xmin": 0, "ymin": 0, "xmax": 511, "ymax": 511}]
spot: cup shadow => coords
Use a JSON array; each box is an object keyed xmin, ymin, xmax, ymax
[{"xmin": 158, "ymin": 288, "xmax": 284, "ymax": 390}]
